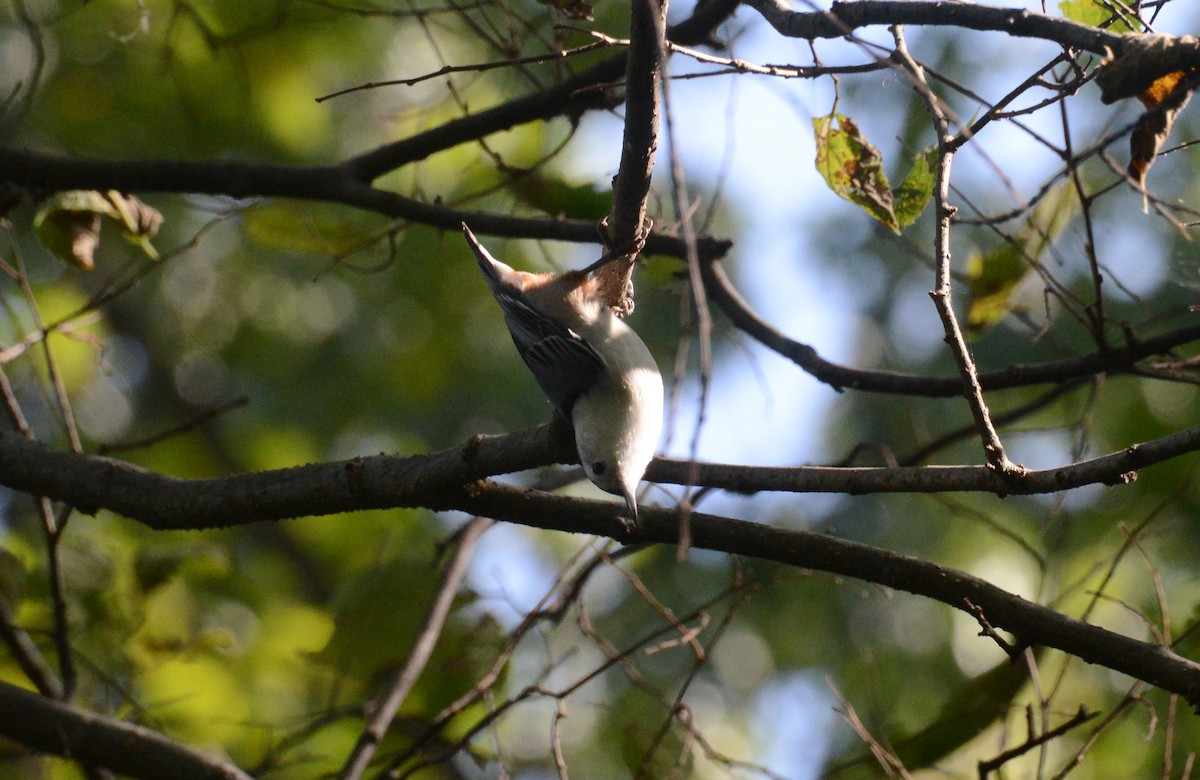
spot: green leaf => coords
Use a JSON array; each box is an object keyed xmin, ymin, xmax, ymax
[
  {"xmin": 813, "ymin": 115, "xmax": 935, "ymax": 234},
  {"xmin": 814, "ymin": 113, "xmax": 898, "ymax": 232},
  {"xmin": 0, "ymin": 548, "xmax": 26, "ymax": 605},
  {"xmin": 896, "ymin": 657, "xmax": 1029, "ymax": 768},
  {"xmin": 1059, "ymin": 0, "xmax": 1137, "ymax": 33},
  {"xmin": 510, "ymin": 174, "xmax": 610, "ymax": 222},
  {"xmin": 966, "ymin": 184, "xmax": 1078, "ymax": 335},
  {"xmin": 894, "ymin": 146, "xmax": 938, "ymax": 230}
]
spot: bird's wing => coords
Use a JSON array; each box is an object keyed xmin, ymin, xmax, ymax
[
  {"xmin": 462, "ymin": 224, "xmax": 604, "ymax": 420},
  {"xmin": 493, "ymin": 288, "xmax": 605, "ymax": 420}
]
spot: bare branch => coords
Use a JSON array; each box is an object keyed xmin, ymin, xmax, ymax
[
  {"xmin": 699, "ymin": 250, "xmax": 1200, "ymax": 396},
  {"xmin": 742, "ymin": 0, "xmax": 1128, "ymax": 56},
  {"xmin": 892, "ymin": 26, "xmax": 1021, "ymax": 475},
  {"xmin": 2, "ymin": 434, "xmax": 1200, "ymax": 706},
  {"xmin": 977, "ymin": 706, "xmax": 1098, "ymax": 779},
  {"xmin": 6, "ymin": 421, "xmax": 1200, "ymax": 533},
  {"xmin": 0, "ymin": 681, "xmax": 253, "ymax": 780},
  {"xmin": 339, "ymin": 517, "xmax": 492, "ymax": 780}
]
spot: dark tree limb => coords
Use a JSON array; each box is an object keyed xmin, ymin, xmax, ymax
[
  {"xmin": 743, "ymin": 0, "xmax": 1128, "ymax": 56},
  {"xmin": 5, "ymin": 424, "xmax": 1200, "ymax": 533},
  {"xmin": 452, "ymin": 482, "xmax": 1200, "ymax": 710},
  {"xmin": 603, "ymin": 0, "xmax": 665, "ymax": 277},
  {"xmin": 699, "ymin": 251, "xmax": 1200, "ymax": 395},
  {"xmin": 0, "ymin": 0, "xmax": 741, "ymax": 263},
  {"xmin": 0, "ymin": 146, "xmax": 732, "ymax": 261},
  {"xmin": 0, "ymin": 681, "xmax": 253, "ymax": 780},
  {"xmin": 2, "ymin": 434, "xmax": 1197, "ymax": 706}
]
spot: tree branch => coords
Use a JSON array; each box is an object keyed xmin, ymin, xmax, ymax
[
  {"xmin": 894, "ymin": 26, "xmax": 1020, "ymax": 475},
  {"xmin": 2, "ymin": 434, "xmax": 1199, "ymax": 705},
  {"xmin": 743, "ymin": 0, "xmax": 1128, "ymax": 56},
  {"xmin": 699, "ymin": 250, "xmax": 1200, "ymax": 395},
  {"xmin": 5, "ymin": 423, "xmax": 1200, "ymax": 533},
  {"xmin": 344, "ymin": 0, "xmax": 739, "ymax": 182},
  {"xmin": 0, "ymin": 147, "xmax": 731, "ymax": 261},
  {"xmin": 606, "ymin": 0, "xmax": 664, "ymax": 249},
  {"xmin": 450, "ymin": 482, "xmax": 1200, "ymax": 709},
  {"xmin": 0, "ymin": 681, "xmax": 253, "ymax": 780},
  {"xmin": 0, "ymin": 0, "xmax": 742, "ymax": 263}
]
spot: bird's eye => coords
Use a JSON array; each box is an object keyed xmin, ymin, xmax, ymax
[{"xmin": 591, "ymin": 461, "xmax": 607, "ymax": 475}]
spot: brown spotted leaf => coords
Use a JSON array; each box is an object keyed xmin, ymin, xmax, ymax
[
  {"xmin": 813, "ymin": 113, "xmax": 897, "ymax": 232},
  {"xmin": 1128, "ymin": 72, "xmax": 1194, "ymax": 197},
  {"xmin": 33, "ymin": 190, "xmax": 162, "ymax": 269}
]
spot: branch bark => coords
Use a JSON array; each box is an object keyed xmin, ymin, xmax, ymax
[
  {"xmin": 606, "ymin": 0, "xmax": 665, "ymax": 246},
  {"xmin": 699, "ymin": 251, "xmax": 1200, "ymax": 395},
  {"xmin": 5, "ymin": 423, "xmax": 1200, "ymax": 532},
  {"xmin": 743, "ymin": 0, "xmax": 1128, "ymax": 55},
  {"xmin": 3, "ymin": 425, "xmax": 1200, "ymax": 706},
  {"xmin": 0, "ymin": 681, "xmax": 253, "ymax": 780}
]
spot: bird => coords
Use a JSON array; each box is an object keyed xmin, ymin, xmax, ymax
[{"xmin": 462, "ymin": 223, "xmax": 663, "ymax": 519}]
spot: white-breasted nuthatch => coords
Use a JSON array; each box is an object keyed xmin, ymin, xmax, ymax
[{"xmin": 463, "ymin": 223, "xmax": 663, "ymax": 518}]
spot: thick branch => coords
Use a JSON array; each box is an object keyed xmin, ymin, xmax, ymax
[
  {"xmin": 453, "ymin": 480, "xmax": 1200, "ymax": 705},
  {"xmin": 647, "ymin": 423, "xmax": 1200, "ymax": 494},
  {"xmin": 451, "ymin": 483, "xmax": 1200, "ymax": 709},
  {"xmin": 4, "ymin": 423, "xmax": 1200, "ymax": 531},
  {"xmin": 0, "ymin": 681, "xmax": 252, "ymax": 780},
  {"xmin": 743, "ymin": 0, "xmax": 1127, "ymax": 56},
  {"xmin": 0, "ymin": 0, "xmax": 740, "ymax": 260},
  {"xmin": 0, "ymin": 146, "xmax": 729, "ymax": 260},
  {"xmin": 607, "ymin": 0, "xmax": 665, "ymax": 248},
  {"xmin": 2, "ymin": 433, "xmax": 1199, "ymax": 705}
]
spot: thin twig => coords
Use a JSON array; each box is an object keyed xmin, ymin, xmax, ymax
[
  {"xmin": 892, "ymin": 26, "xmax": 1022, "ymax": 476},
  {"xmin": 977, "ymin": 706, "xmax": 1098, "ymax": 779},
  {"xmin": 339, "ymin": 516, "xmax": 493, "ymax": 780}
]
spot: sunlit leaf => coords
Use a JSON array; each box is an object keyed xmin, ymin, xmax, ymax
[
  {"xmin": 894, "ymin": 146, "xmax": 939, "ymax": 230},
  {"xmin": 1128, "ymin": 72, "xmax": 1194, "ymax": 201},
  {"xmin": 105, "ymin": 190, "xmax": 163, "ymax": 259},
  {"xmin": 966, "ymin": 184, "xmax": 1078, "ymax": 334},
  {"xmin": 1096, "ymin": 34, "xmax": 1194, "ymax": 104},
  {"xmin": 1059, "ymin": 0, "xmax": 1137, "ymax": 33},
  {"xmin": 814, "ymin": 113, "xmax": 898, "ymax": 232}
]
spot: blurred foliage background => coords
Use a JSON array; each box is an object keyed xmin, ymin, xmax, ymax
[{"xmin": 3, "ymin": 0, "xmax": 1200, "ymax": 778}]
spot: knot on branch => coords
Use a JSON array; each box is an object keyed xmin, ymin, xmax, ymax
[{"xmin": 594, "ymin": 216, "xmax": 652, "ymax": 317}]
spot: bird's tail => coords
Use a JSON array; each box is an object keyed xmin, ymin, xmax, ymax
[{"xmin": 461, "ymin": 223, "xmax": 507, "ymax": 288}]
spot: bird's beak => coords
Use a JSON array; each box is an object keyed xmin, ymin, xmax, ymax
[{"xmin": 621, "ymin": 485, "xmax": 639, "ymax": 522}]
